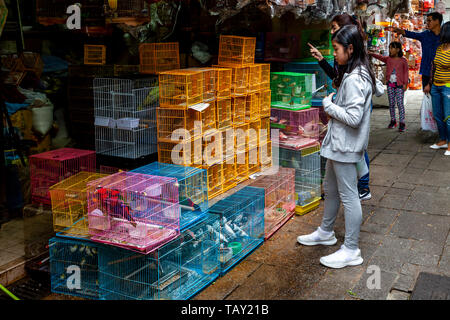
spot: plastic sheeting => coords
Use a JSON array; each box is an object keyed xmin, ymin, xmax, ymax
[{"xmin": 200, "ymin": 0, "xmax": 414, "ymax": 25}]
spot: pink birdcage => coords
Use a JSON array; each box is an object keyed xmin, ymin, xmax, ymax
[
  {"xmin": 270, "ymin": 107, "xmax": 319, "ymax": 150},
  {"xmin": 87, "ymin": 171, "xmax": 180, "ymax": 254},
  {"xmin": 247, "ymin": 167, "xmax": 296, "ymax": 240},
  {"xmin": 30, "ymin": 148, "xmax": 96, "ymax": 205}
]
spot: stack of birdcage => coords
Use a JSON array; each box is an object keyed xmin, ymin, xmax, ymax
[
  {"xmin": 47, "ymin": 169, "xmax": 223, "ymax": 300},
  {"xmin": 156, "ymin": 36, "xmax": 273, "ymax": 201},
  {"xmin": 269, "ymin": 68, "xmax": 322, "ymax": 216},
  {"xmin": 93, "ymin": 77, "xmax": 159, "ymax": 160}
]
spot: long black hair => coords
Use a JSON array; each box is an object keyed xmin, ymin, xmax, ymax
[
  {"xmin": 332, "ymin": 25, "xmax": 376, "ymax": 89},
  {"xmin": 389, "ymin": 41, "xmax": 403, "ymax": 57},
  {"xmin": 441, "ymin": 21, "xmax": 450, "ymax": 44}
]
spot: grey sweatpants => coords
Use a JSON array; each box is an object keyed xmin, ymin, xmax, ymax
[{"xmin": 320, "ymin": 159, "xmax": 362, "ymax": 250}]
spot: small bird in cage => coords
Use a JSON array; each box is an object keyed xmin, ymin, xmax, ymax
[{"xmin": 94, "ymin": 187, "xmax": 137, "ymax": 227}]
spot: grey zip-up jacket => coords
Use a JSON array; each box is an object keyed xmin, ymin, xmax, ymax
[{"xmin": 320, "ymin": 66, "xmax": 383, "ymax": 163}]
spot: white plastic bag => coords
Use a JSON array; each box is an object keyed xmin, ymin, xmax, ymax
[
  {"xmin": 32, "ymin": 99, "xmax": 54, "ymax": 136},
  {"xmin": 420, "ymin": 94, "xmax": 438, "ymax": 133},
  {"xmin": 356, "ymin": 156, "xmax": 369, "ymax": 179}
]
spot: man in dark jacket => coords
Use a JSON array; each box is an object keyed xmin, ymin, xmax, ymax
[{"xmin": 391, "ymin": 12, "xmax": 442, "ymax": 93}]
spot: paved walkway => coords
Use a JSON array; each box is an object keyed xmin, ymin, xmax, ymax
[{"xmin": 194, "ymin": 90, "xmax": 450, "ymax": 300}]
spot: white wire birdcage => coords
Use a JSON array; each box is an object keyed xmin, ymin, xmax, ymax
[
  {"xmin": 94, "ymin": 77, "xmax": 159, "ymax": 159},
  {"xmin": 277, "ymin": 143, "xmax": 321, "ymax": 208}
]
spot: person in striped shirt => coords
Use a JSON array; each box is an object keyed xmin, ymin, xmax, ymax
[{"xmin": 428, "ymin": 21, "xmax": 450, "ymax": 156}]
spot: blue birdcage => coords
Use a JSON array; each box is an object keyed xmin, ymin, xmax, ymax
[
  {"xmin": 208, "ymin": 186, "xmax": 265, "ymax": 275},
  {"xmin": 49, "ymin": 236, "xmax": 102, "ymax": 299},
  {"xmin": 131, "ymin": 162, "xmax": 208, "ymax": 231},
  {"xmin": 97, "ymin": 213, "xmax": 220, "ymax": 300}
]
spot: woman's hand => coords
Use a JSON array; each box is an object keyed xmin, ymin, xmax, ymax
[
  {"xmin": 326, "ymin": 92, "xmax": 336, "ymax": 100},
  {"xmin": 308, "ymin": 43, "xmax": 324, "ymax": 61},
  {"xmin": 423, "ymin": 84, "xmax": 431, "ymax": 95},
  {"xmin": 403, "ymin": 84, "xmax": 408, "ymax": 91}
]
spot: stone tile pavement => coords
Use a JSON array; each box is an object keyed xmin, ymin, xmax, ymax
[{"xmin": 194, "ymin": 90, "xmax": 450, "ymax": 300}]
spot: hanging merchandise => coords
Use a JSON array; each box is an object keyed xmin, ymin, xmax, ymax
[
  {"xmin": 435, "ymin": 1, "xmax": 446, "ymax": 14},
  {"xmin": 0, "ymin": 0, "xmax": 7, "ymax": 37}
]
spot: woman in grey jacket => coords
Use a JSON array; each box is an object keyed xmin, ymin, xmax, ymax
[{"xmin": 298, "ymin": 25, "xmax": 380, "ymax": 269}]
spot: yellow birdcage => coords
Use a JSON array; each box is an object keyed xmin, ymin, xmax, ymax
[
  {"xmin": 198, "ymin": 162, "xmax": 224, "ymax": 200},
  {"xmin": 215, "ymin": 98, "xmax": 232, "ymax": 130},
  {"xmin": 247, "ymin": 64, "xmax": 262, "ymax": 93},
  {"xmin": 245, "ymin": 92, "xmax": 260, "ymax": 122},
  {"xmin": 259, "ymin": 63, "xmax": 271, "ymax": 90},
  {"xmin": 84, "ymin": 45, "xmax": 106, "ymax": 65},
  {"xmin": 235, "ymin": 151, "xmax": 249, "ymax": 183},
  {"xmin": 213, "ymin": 64, "xmax": 249, "ymax": 96},
  {"xmin": 157, "ymin": 138, "xmax": 202, "ymax": 166},
  {"xmin": 218, "ymin": 35, "xmax": 256, "ymax": 66},
  {"xmin": 49, "ymin": 172, "xmax": 109, "ymax": 237},
  {"xmin": 157, "ymin": 108, "xmax": 204, "ymax": 142},
  {"xmin": 188, "ymin": 67, "xmax": 217, "ymax": 102},
  {"xmin": 159, "ymin": 69, "xmax": 203, "ymax": 109},
  {"xmin": 222, "ymin": 155, "xmax": 237, "ymax": 192},
  {"xmin": 140, "ymin": 43, "xmax": 180, "ymax": 74},
  {"xmin": 248, "ymin": 119, "xmax": 260, "ymax": 149},
  {"xmin": 213, "ymin": 67, "xmax": 232, "ymax": 98},
  {"xmin": 259, "ymin": 116, "xmax": 271, "ymax": 145},
  {"xmin": 222, "ymin": 126, "xmax": 235, "ymax": 159},
  {"xmin": 201, "ymin": 129, "xmax": 223, "ymax": 167},
  {"xmin": 259, "ymin": 141, "xmax": 273, "ymax": 172},
  {"xmin": 258, "ymin": 89, "xmax": 271, "ymax": 118},
  {"xmin": 248, "ymin": 146, "xmax": 260, "ymax": 176},
  {"xmin": 234, "ymin": 122, "xmax": 249, "ymax": 153},
  {"xmin": 232, "ymin": 95, "xmax": 246, "ymax": 125}
]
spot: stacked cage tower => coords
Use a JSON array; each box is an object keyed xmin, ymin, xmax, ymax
[
  {"xmin": 155, "ymin": 35, "xmax": 274, "ymax": 201},
  {"xmin": 270, "ymin": 58, "xmax": 322, "ymax": 215}
]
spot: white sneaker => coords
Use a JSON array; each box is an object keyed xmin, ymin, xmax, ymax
[
  {"xmin": 445, "ymin": 150, "xmax": 450, "ymax": 156},
  {"xmin": 320, "ymin": 245, "xmax": 364, "ymax": 269},
  {"xmin": 297, "ymin": 227, "xmax": 337, "ymax": 246},
  {"xmin": 430, "ymin": 143, "xmax": 448, "ymax": 150}
]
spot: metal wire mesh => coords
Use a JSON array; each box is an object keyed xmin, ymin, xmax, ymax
[
  {"xmin": 284, "ymin": 59, "xmax": 334, "ymax": 98},
  {"xmin": 208, "ymin": 186, "xmax": 264, "ymax": 275},
  {"xmin": 97, "ymin": 213, "xmax": 220, "ymax": 300},
  {"xmin": 213, "ymin": 65, "xmax": 249, "ymax": 96},
  {"xmin": 232, "ymin": 95, "xmax": 246, "ymax": 125},
  {"xmin": 30, "ymin": 148, "xmax": 96, "ymax": 205},
  {"xmin": 50, "ymin": 172, "xmax": 109, "ymax": 238},
  {"xmin": 213, "ymin": 67, "xmax": 232, "ymax": 98},
  {"xmin": 84, "ymin": 45, "xmax": 106, "ymax": 65},
  {"xmin": 49, "ymin": 237, "xmax": 101, "ymax": 299},
  {"xmin": 259, "ymin": 63, "xmax": 271, "ymax": 90},
  {"xmin": 246, "ymin": 167, "xmax": 296, "ymax": 239},
  {"xmin": 247, "ymin": 64, "xmax": 261, "ymax": 93},
  {"xmin": 258, "ymin": 89, "xmax": 271, "ymax": 118},
  {"xmin": 222, "ymin": 155, "xmax": 237, "ymax": 192},
  {"xmin": 131, "ymin": 162, "xmax": 209, "ymax": 231},
  {"xmin": 201, "ymin": 163, "xmax": 223, "ymax": 201},
  {"xmin": 245, "ymin": 93, "xmax": 259, "ymax": 122},
  {"xmin": 158, "ymin": 70, "xmax": 203, "ymax": 109},
  {"xmin": 157, "ymin": 138, "xmax": 202, "ymax": 166},
  {"xmin": 270, "ymin": 107, "xmax": 319, "ymax": 150},
  {"xmin": 156, "ymin": 108, "xmax": 202, "ymax": 143},
  {"xmin": 87, "ymin": 171, "xmax": 180, "ymax": 254},
  {"xmin": 218, "ymin": 35, "xmax": 256, "ymax": 67},
  {"xmin": 139, "ymin": 43, "xmax": 180, "ymax": 75},
  {"xmin": 276, "ymin": 143, "xmax": 321, "ymax": 207},
  {"xmin": 216, "ymin": 98, "xmax": 232, "ymax": 130},
  {"xmin": 235, "ymin": 151, "xmax": 249, "ymax": 183},
  {"xmin": 94, "ymin": 77, "xmax": 158, "ymax": 159},
  {"xmin": 270, "ymin": 72, "xmax": 314, "ymax": 109}
]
